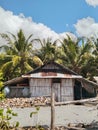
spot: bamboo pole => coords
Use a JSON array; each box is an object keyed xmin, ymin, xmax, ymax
[{"xmin": 55, "ymin": 97, "xmax": 98, "ymax": 106}]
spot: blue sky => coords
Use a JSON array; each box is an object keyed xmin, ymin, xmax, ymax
[
  {"xmin": 0, "ymin": 0, "xmax": 88, "ymax": 33},
  {"xmin": 0, "ymin": 0, "xmax": 98, "ymax": 42}
]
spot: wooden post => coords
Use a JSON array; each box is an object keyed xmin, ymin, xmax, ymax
[
  {"xmin": 81, "ymin": 81, "xmax": 84, "ymax": 99},
  {"xmin": 96, "ymin": 89, "xmax": 98, "ymax": 97},
  {"xmin": 51, "ymin": 91, "xmax": 55, "ymax": 130}
]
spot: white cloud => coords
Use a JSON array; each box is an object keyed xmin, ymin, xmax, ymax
[
  {"xmin": 74, "ymin": 17, "xmax": 98, "ymax": 38},
  {"xmin": 59, "ymin": 32, "xmax": 77, "ymax": 42},
  {"xmin": 0, "ymin": 7, "xmax": 77, "ymax": 48},
  {"xmin": 0, "ymin": 7, "xmax": 58, "ymax": 47},
  {"xmin": 85, "ymin": 0, "xmax": 98, "ymax": 7}
]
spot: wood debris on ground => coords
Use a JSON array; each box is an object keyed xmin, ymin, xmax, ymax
[
  {"xmin": 0, "ymin": 97, "xmax": 51, "ymax": 108},
  {"xmin": 1, "ymin": 97, "xmax": 98, "ymax": 108}
]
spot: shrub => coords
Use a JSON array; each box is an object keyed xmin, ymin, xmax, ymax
[
  {"xmin": 0, "ymin": 71, "xmax": 5, "ymax": 100},
  {"xmin": 0, "ymin": 108, "xmax": 19, "ymax": 130}
]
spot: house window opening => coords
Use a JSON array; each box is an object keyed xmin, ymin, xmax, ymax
[{"xmin": 52, "ymin": 78, "xmax": 61, "ymax": 83}]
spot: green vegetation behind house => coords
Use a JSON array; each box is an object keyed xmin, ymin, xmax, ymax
[{"xmin": 0, "ymin": 30, "xmax": 98, "ymax": 82}]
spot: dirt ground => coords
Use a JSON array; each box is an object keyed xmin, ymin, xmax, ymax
[
  {"xmin": 1, "ymin": 98, "xmax": 98, "ymax": 130},
  {"xmin": 2, "ymin": 126, "xmax": 85, "ymax": 130},
  {"xmin": 2, "ymin": 124, "xmax": 97, "ymax": 130}
]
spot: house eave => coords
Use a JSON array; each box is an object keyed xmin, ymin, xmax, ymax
[
  {"xmin": 22, "ymin": 74, "xmax": 82, "ymax": 79},
  {"xmin": 4, "ymin": 77, "xmax": 25, "ymax": 86}
]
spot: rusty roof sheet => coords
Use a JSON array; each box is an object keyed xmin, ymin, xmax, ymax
[{"xmin": 22, "ymin": 72, "xmax": 82, "ymax": 78}]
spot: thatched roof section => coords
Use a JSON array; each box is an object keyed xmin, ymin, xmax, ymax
[
  {"xmin": 82, "ymin": 78, "xmax": 98, "ymax": 88},
  {"xmin": 80, "ymin": 78, "xmax": 98, "ymax": 93},
  {"xmin": 4, "ymin": 77, "xmax": 25, "ymax": 86}
]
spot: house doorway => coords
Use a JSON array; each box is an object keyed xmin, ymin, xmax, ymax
[
  {"xmin": 74, "ymin": 80, "xmax": 82, "ymax": 100},
  {"xmin": 52, "ymin": 78, "xmax": 61, "ymax": 102}
]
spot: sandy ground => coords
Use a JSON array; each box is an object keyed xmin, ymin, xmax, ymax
[{"xmin": 9, "ymin": 104, "xmax": 98, "ymax": 127}]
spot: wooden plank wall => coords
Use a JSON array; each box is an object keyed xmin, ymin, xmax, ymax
[
  {"xmin": 61, "ymin": 79, "xmax": 74, "ymax": 101},
  {"xmin": 30, "ymin": 78, "xmax": 74, "ymax": 101},
  {"xmin": 30, "ymin": 78, "xmax": 51, "ymax": 97}
]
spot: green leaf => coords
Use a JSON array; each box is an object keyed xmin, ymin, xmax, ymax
[
  {"xmin": 0, "ymin": 109, "xmax": 4, "ymax": 116},
  {"xmin": 36, "ymin": 106, "xmax": 40, "ymax": 111},
  {"xmin": 6, "ymin": 108, "xmax": 12, "ymax": 114},
  {"xmin": 7, "ymin": 115, "xmax": 11, "ymax": 120},
  {"xmin": 15, "ymin": 121, "xmax": 19, "ymax": 127},
  {"xmin": 12, "ymin": 112, "xmax": 18, "ymax": 116},
  {"xmin": 30, "ymin": 111, "xmax": 38, "ymax": 118}
]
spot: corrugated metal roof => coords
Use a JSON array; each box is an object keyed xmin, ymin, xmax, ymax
[{"xmin": 22, "ymin": 72, "xmax": 82, "ymax": 78}]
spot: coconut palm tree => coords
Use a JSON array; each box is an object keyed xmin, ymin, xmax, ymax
[
  {"xmin": 0, "ymin": 29, "xmax": 43, "ymax": 80},
  {"xmin": 33, "ymin": 38, "xmax": 60, "ymax": 63},
  {"xmin": 90, "ymin": 37, "xmax": 98, "ymax": 77},
  {"xmin": 60, "ymin": 36, "xmax": 94, "ymax": 79}
]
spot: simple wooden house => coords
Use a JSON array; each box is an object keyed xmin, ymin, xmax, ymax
[{"xmin": 4, "ymin": 62, "xmax": 98, "ymax": 102}]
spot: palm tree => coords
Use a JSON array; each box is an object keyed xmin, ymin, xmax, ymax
[
  {"xmin": 33, "ymin": 38, "xmax": 60, "ymax": 63},
  {"xmin": 90, "ymin": 37, "xmax": 98, "ymax": 76},
  {"xmin": 0, "ymin": 29, "xmax": 42, "ymax": 80},
  {"xmin": 60, "ymin": 36, "xmax": 94, "ymax": 79}
]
